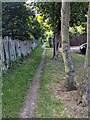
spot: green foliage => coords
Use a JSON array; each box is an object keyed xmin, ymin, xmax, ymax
[
  {"xmin": 2, "ymin": 2, "xmax": 45, "ymax": 40},
  {"xmin": 69, "ymin": 2, "xmax": 88, "ymax": 39},
  {"xmin": 69, "ymin": 2, "xmax": 88, "ymax": 37},
  {"xmin": 48, "ymin": 35, "xmax": 53, "ymax": 48},
  {"xmin": 70, "ymin": 2, "xmax": 88, "ymax": 27},
  {"xmin": 35, "ymin": 2, "xmax": 61, "ymax": 33},
  {"xmin": 69, "ymin": 25, "xmax": 86, "ymax": 40},
  {"xmin": 2, "ymin": 2, "xmax": 88, "ymax": 40},
  {"xmin": 35, "ymin": 2, "xmax": 88, "ymax": 36},
  {"xmin": 46, "ymin": 41, "xmax": 50, "ymax": 48}
]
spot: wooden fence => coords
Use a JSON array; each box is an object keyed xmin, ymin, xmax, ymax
[
  {"xmin": 1, "ymin": 36, "xmax": 38, "ymax": 71},
  {"xmin": 70, "ymin": 34, "xmax": 87, "ymax": 46}
]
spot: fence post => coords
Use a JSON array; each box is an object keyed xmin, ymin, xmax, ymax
[
  {"xmin": 9, "ymin": 37, "xmax": 15, "ymax": 61},
  {"xmin": 12, "ymin": 40, "xmax": 16, "ymax": 60},
  {"xmin": 15, "ymin": 40, "xmax": 21, "ymax": 57},
  {"xmin": 2, "ymin": 37, "xmax": 38, "ymax": 71},
  {"xmin": 3, "ymin": 36, "xmax": 10, "ymax": 69},
  {"xmin": 1, "ymin": 42, "xmax": 5, "ymax": 70}
]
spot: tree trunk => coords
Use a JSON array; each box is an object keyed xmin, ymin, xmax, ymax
[
  {"xmin": 53, "ymin": 32, "xmax": 61, "ymax": 60},
  {"xmin": 53, "ymin": 34, "xmax": 56, "ymax": 59},
  {"xmin": 61, "ymin": 1, "xmax": 77, "ymax": 91},
  {"xmin": 87, "ymin": 2, "xmax": 90, "ymax": 116},
  {"xmin": 52, "ymin": 3, "xmax": 61, "ymax": 60},
  {"xmin": 78, "ymin": 3, "xmax": 90, "ymax": 114}
]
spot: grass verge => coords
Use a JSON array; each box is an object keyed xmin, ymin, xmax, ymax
[
  {"xmin": 35, "ymin": 48, "xmax": 85, "ymax": 118},
  {"xmin": 2, "ymin": 46, "xmax": 43, "ymax": 118}
]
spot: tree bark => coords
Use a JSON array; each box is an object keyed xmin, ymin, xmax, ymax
[
  {"xmin": 87, "ymin": 2, "xmax": 90, "ymax": 116},
  {"xmin": 52, "ymin": 3, "xmax": 61, "ymax": 60},
  {"xmin": 53, "ymin": 32, "xmax": 61, "ymax": 60},
  {"xmin": 52, "ymin": 3, "xmax": 56, "ymax": 60},
  {"xmin": 61, "ymin": 1, "xmax": 77, "ymax": 91},
  {"xmin": 78, "ymin": 4, "xmax": 90, "ymax": 115}
]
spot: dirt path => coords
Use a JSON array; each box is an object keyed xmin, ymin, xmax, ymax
[{"xmin": 20, "ymin": 48, "xmax": 46, "ymax": 118}]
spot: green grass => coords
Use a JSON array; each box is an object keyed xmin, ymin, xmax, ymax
[
  {"xmin": 72, "ymin": 53, "xmax": 85, "ymax": 82},
  {"xmin": 35, "ymin": 49, "xmax": 65, "ymax": 118},
  {"xmin": 0, "ymin": 77, "xmax": 2, "ymax": 119},
  {"xmin": 2, "ymin": 46, "xmax": 85, "ymax": 118},
  {"xmin": 2, "ymin": 46, "xmax": 43, "ymax": 118},
  {"xmin": 35, "ymin": 48, "xmax": 85, "ymax": 118},
  {"xmin": 0, "ymin": 60, "xmax": 2, "ymax": 119}
]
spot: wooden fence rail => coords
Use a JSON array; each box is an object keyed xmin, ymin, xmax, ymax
[{"xmin": 1, "ymin": 36, "xmax": 38, "ymax": 71}]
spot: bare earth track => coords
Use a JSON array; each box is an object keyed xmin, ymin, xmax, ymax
[{"xmin": 20, "ymin": 49, "xmax": 46, "ymax": 118}]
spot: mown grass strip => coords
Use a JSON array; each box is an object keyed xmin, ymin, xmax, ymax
[
  {"xmin": 2, "ymin": 45, "xmax": 43, "ymax": 118},
  {"xmin": 35, "ymin": 49, "xmax": 65, "ymax": 118},
  {"xmin": 35, "ymin": 48, "xmax": 85, "ymax": 118}
]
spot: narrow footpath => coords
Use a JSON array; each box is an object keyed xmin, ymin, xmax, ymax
[{"xmin": 20, "ymin": 48, "xmax": 46, "ymax": 118}]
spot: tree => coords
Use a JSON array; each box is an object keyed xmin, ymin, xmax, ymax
[
  {"xmin": 78, "ymin": 2, "xmax": 90, "ymax": 116},
  {"xmin": 2, "ymin": 2, "xmax": 44, "ymax": 41},
  {"xmin": 87, "ymin": 2, "xmax": 90, "ymax": 116},
  {"xmin": 35, "ymin": 2, "xmax": 61, "ymax": 60},
  {"xmin": 70, "ymin": 3, "xmax": 88, "ymax": 28},
  {"xmin": 61, "ymin": 1, "xmax": 77, "ymax": 90},
  {"xmin": 35, "ymin": 2, "xmax": 87, "ymax": 60}
]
